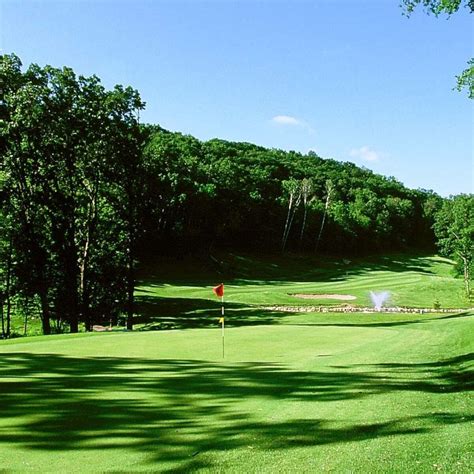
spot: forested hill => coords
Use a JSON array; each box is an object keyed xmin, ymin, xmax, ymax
[
  {"xmin": 138, "ymin": 125, "xmax": 441, "ymax": 256},
  {"xmin": 0, "ymin": 54, "xmax": 449, "ymax": 335}
]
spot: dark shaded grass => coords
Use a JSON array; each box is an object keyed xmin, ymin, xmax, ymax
[
  {"xmin": 0, "ymin": 351, "xmax": 472, "ymax": 471},
  {"xmin": 134, "ymin": 297, "xmax": 288, "ymax": 329},
  {"xmin": 134, "ymin": 293, "xmax": 471, "ymax": 332},
  {"xmin": 134, "ymin": 252, "xmax": 467, "ymax": 333},
  {"xmin": 137, "ymin": 252, "xmax": 439, "ymax": 287}
]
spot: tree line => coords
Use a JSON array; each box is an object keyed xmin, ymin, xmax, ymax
[
  {"xmin": 0, "ymin": 54, "xmax": 143, "ymax": 336},
  {"xmin": 139, "ymin": 128, "xmax": 441, "ymax": 255},
  {"xmin": 0, "ymin": 54, "xmax": 472, "ymax": 337}
]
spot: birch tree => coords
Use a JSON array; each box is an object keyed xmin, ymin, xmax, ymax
[
  {"xmin": 299, "ymin": 178, "xmax": 314, "ymax": 246},
  {"xmin": 315, "ymin": 179, "xmax": 334, "ymax": 252},
  {"xmin": 281, "ymin": 179, "xmax": 302, "ymax": 251}
]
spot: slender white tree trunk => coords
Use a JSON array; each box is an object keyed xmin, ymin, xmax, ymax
[
  {"xmin": 282, "ymin": 192, "xmax": 294, "ymax": 251},
  {"xmin": 283, "ymin": 192, "xmax": 301, "ymax": 251},
  {"xmin": 315, "ymin": 181, "xmax": 333, "ymax": 253}
]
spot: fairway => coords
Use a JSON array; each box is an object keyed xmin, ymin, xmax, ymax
[
  {"xmin": 1, "ymin": 306, "xmax": 473, "ymax": 472},
  {"xmin": 3, "ymin": 2, "xmax": 473, "ymax": 471},
  {"xmin": 134, "ymin": 253, "xmax": 470, "ymax": 332}
]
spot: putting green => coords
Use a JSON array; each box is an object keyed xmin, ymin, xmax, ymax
[{"xmin": 0, "ymin": 309, "xmax": 472, "ymax": 472}]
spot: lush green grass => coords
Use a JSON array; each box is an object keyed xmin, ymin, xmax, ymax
[
  {"xmin": 135, "ymin": 253, "xmax": 469, "ymax": 330},
  {"xmin": 1, "ymin": 253, "xmax": 472, "ymax": 472},
  {"xmin": 7, "ymin": 252, "xmax": 470, "ymax": 335},
  {"xmin": 0, "ymin": 310, "xmax": 472, "ymax": 472}
]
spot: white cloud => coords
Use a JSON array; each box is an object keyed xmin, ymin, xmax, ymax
[
  {"xmin": 271, "ymin": 115, "xmax": 315, "ymax": 134},
  {"xmin": 272, "ymin": 115, "xmax": 302, "ymax": 126},
  {"xmin": 349, "ymin": 145, "xmax": 380, "ymax": 162}
]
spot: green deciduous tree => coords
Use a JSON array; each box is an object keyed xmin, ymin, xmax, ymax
[
  {"xmin": 455, "ymin": 58, "xmax": 474, "ymax": 99},
  {"xmin": 433, "ymin": 194, "xmax": 474, "ymax": 298},
  {"xmin": 141, "ymin": 127, "xmax": 439, "ymax": 256},
  {"xmin": 1, "ymin": 53, "xmax": 446, "ymax": 338},
  {"xmin": 1, "ymin": 53, "xmax": 144, "ymax": 334},
  {"xmin": 402, "ymin": 0, "xmax": 474, "ymax": 15},
  {"xmin": 401, "ymin": 0, "xmax": 474, "ymax": 99}
]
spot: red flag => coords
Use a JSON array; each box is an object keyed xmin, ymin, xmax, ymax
[{"xmin": 213, "ymin": 283, "xmax": 224, "ymax": 298}]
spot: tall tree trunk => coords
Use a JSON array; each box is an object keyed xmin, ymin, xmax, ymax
[
  {"xmin": 79, "ymin": 187, "xmax": 97, "ymax": 332},
  {"xmin": 282, "ymin": 193, "xmax": 294, "ymax": 251},
  {"xmin": 315, "ymin": 208, "xmax": 328, "ymax": 253},
  {"xmin": 81, "ymin": 289, "xmax": 92, "ymax": 331},
  {"xmin": 5, "ymin": 236, "xmax": 13, "ymax": 338},
  {"xmin": 315, "ymin": 181, "xmax": 333, "ymax": 253},
  {"xmin": 39, "ymin": 289, "xmax": 51, "ymax": 335},
  {"xmin": 65, "ymin": 243, "xmax": 80, "ymax": 333},
  {"xmin": 79, "ymin": 234, "xmax": 91, "ymax": 329},
  {"xmin": 299, "ymin": 179, "xmax": 313, "ymax": 247},
  {"xmin": 80, "ymin": 263, "xmax": 92, "ymax": 331},
  {"xmin": 126, "ymin": 194, "xmax": 136, "ymax": 331},
  {"xmin": 283, "ymin": 192, "xmax": 301, "ymax": 251},
  {"xmin": 23, "ymin": 297, "xmax": 29, "ymax": 336},
  {"xmin": 0, "ymin": 299, "xmax": 4, "ymax": 338},
  {"xmin": 299, "ymin": 199, "xmax": 308, "ymax": 245},
  {"xmin": 62, "ymin": 151, "xmax": 80, "ymax": 333},
  {"xmin": 126, "ymin": 246, "xmax": 134, "ymax": 331},
  {"xmin": 60, "ymin": 240, "xmax": 80, "ymax": 333},
  {"xmin": 53, "ymin": 215, "xmax": 80, "ymax": 333},
  {"xmin": 462, "ymin": 256, "xmax": 471, "ymax": 298}
]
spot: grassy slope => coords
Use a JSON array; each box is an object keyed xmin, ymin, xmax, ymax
[
  {"xmin": 135, "ymin": 253, "xmax": 469, "ymax": 331},
  {"xmin": 7, "ymin": 253, "xmax": 469, "ymax": 336},
  {"xmin": 0, "ymin": 253, "xmax": 473, "ymax": 472},
  {"xmin": 0, "ymin": 312, "xmax": 472, "ymax": 472}
]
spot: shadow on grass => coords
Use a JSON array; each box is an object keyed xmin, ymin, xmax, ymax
[
  {"xmin": 0, "ymin": 351, "xmax": 472, "ymax": 470},
  {"xmin": 360, "ymin": 352, "xmax": 474, "ymax": 392},
  {"xmin": 134, "ymin": 291, "xmax": 473, "ymax": 332},
  {"xmin": 132, "ymin": 252, "xmax": 456, "ymax": 333},
  {"xmin": 134, "ymin": 297, "xmax": 290, "ymax": 330},
  {"xmin": 137, "ymin": 253, "xmax": 439, "ymax": 289},
  {"xmin": 294, "ymin": 311, "xmax": 474, "ymax": 329}
]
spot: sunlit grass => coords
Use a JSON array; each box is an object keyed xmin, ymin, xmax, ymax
[
  {"xmin": 134, "ymin": 253, "xmax": 468, "ymax": 331},
  {"xmin": 0, "ymin": 310, "xmax": 472, "ymax": 472},
  {"xmin": 0, "ymin": 253, "xmax": 472, "ymax": 472}
]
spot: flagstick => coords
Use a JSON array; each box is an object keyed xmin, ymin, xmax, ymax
[{"xmin": 221, "ymin": 294, "xmax": 225, "ymax": 359}]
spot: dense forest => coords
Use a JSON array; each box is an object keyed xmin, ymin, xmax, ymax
[
  {"xmin": 1, "ymin": 54, "xmax": 472, "ymax": 337},
  {"xmin": 140, "ymin": 128, "xmax": 440, "ymax": 254}
]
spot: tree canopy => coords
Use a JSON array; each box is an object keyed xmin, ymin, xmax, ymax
[
  {"xmin": 401, "ymin": 0, "xmax": 474, "ymax": 15},
  {"xmin": 1, "ymin": 53, "xmax": 469, "ymax": 336},
  {"xmin": 0, "ymin": 54, "xmax": 144, "ymax": 335},
  {"xmin": 433, "ymin": 194, "xmax": 474, "ymax": 297},
  {"xmin": 401, "ymin": 0, "xmax": 474, "ymax": 99}
]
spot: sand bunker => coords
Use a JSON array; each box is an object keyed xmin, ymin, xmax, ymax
[{"xmin": 291, "ymin": 293, "xmax": 356, "ymax": 301}]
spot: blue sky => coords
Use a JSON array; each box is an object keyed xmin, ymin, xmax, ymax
[{"xmin": 1, "ymin": 0, "xmax": 472, "ymax": 196}]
